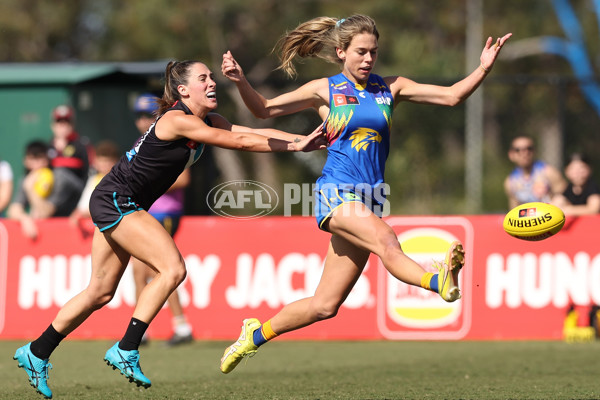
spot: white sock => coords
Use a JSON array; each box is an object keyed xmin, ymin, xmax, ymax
[{"xmin": 172, "ymin": 316, "xmax": 192, "ymax": 336}]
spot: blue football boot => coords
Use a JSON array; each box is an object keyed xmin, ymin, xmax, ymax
[
  {"xmin": 104, "ymin": 342, "xmax": 151, "ymax": 388},
  {"xmin": 14, "ymin": 343, "xmax": 53, "ymax": 399}
]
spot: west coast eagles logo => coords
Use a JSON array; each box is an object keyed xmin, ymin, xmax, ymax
[{"xmin": 349, "ymin": 127, "xmax": 382, "ymax": 151}]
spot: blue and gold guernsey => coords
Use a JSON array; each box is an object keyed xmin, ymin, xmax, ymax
[{"xmin": 315, "ymin": 72, "xmax": 394, "ymax": 230}]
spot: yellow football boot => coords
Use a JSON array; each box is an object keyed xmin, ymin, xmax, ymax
[
  {"xmin": 434, "ymin": 241, "xmax": 465, "ymax": 302},
  {"xmin": 220, "ymin": 318, "xmax": 261, "ymax": 374}
]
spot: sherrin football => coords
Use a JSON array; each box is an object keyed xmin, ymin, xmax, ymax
[{"xmin": 503, "ymin": 202, "xmax": 565, "ymax": 241}]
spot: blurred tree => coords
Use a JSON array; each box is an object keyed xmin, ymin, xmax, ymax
[{"xmin": 0, "ymin": 0, "xmax": 87, "ymax": 61}]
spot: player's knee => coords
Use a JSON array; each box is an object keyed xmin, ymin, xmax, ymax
[
  {"xmin": 313, "ymin": 302, "xmax": 340, "ymax": 321},
  {"xmin": 378, "ymin": 231, "xmax": 404, "ymax": 262},
  {"xmin": 173, "ymin": 264, "xmax": 187, "ymax": 286},
  {"xmin": 89, "ymin": 291, "xmax": 115, "ymax": 309},
  {"xmin": 166, "ymin": 259, "xmax": 187, "ymax": 288},
  {"xmin": 381, "ymin": 244, "xmax": 402, "ymax": 263}
]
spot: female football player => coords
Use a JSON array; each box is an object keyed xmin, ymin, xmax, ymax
[
  {"xmin": 219, "ymin": 14, "xmax": 511, "ymax": 373},
  {"xmin": 14, "ymin": 60, "xmax": 325, "ymax": 398}
]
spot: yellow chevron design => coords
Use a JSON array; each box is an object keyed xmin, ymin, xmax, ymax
[{"xmin": 325, "ymin": 109, "xmax": 354, "ymax": 141}]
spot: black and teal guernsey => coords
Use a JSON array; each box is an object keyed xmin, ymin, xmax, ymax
[{"xmin": 94, "ymin": 101, "xmax": 207, "ymax": 211}]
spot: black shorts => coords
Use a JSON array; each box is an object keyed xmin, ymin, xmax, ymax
[{"xmin": 89, "ymin": 190, "xmax": 144, "ymax": 232}]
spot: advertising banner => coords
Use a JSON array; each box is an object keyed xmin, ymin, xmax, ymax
[{"xmin": 1, "ymin": 215, "xmax": 597, "ymax": 341}]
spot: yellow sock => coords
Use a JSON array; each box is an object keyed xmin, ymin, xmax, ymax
[
  {"xmin": 261, "ymin": 320, "xmax": 278, "ymax": 341},
  {"xmin": 253, "ymin": 319, "xmax": 278, "ymax": 347},
  {"xmin": 421, "ymin": 272, "xmax": 435, "ymax": 291}
]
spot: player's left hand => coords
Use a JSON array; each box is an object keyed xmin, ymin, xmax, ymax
[
  {"xmin": 480, "ymin": 33, "xmax": 512, "ymax": 72},
  {"xmin": 296, "ymin": 123, "xmax": 327, "ymax": 152}
]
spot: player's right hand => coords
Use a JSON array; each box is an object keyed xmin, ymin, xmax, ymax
[{"xmin": 222, "ymin": 51, "xmax": 244, "ymax": 82}]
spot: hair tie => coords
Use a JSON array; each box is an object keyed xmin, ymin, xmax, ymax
[{"xmin": 336, "ymin": 18, "xmax": 346, "ymax": 27}]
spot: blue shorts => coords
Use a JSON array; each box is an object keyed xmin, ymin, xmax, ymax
[
  {"xmin": 89, "ymin": 190, "xmax": 144, "ymax": 232},
  {"xmin": 314, "ymin": 184, "xmax": 385, "ymax": 232}
]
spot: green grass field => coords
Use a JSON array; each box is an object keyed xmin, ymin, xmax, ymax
[{"xmin": 2, "ymin": 339, "xmax": 599, "ymax": 399}]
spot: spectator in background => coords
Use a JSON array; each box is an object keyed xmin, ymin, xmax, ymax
[
  {"xmin": 69, "ymin": 140, "xmax": 121, "ymax": 225},
  {"xmin": 8, "ymin": 141, "xmax": 53, "ymax": 239},
  {"xmin": 504, "ymin": 136, "xmax": 566, "ymax": 209},
  {"xmin": 8, "ymin": 140, "xmax": 84, "ymax": 239},
  {"xmin": 0, "ymin": 157, "xmax": 13, "ymax": 215},
  {"xmin": 131, "ymin": 93, "xmax": 194, "ymax": 346},
  {"xmin": 552, "ymin": 152, "xmax": 600, "ymax": 216},
  {"xmin": 49, "ymin": 105, "xmax": 89, "ymax": 183}
]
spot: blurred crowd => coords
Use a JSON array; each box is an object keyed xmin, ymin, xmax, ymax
[
  {"xmin": 5, "ymin": 105, "xmax": 91, "ymax": 239},
  {"xmin": 2, "ymin": 114, "xmax": 600, "ymax": 230},
  {"xmin": 504, "ymin": 135, "xmax": 600, "ymax": 216},
  {"xmin": 0, "ymin": 96, "xmax": 195, "ymax": 346}
]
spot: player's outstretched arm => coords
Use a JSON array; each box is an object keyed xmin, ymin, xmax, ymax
[
  {"xmin": 161, "ymin": 112, "xmax": 326, "ymax": 153},
  {"xmin": 222, "ymin": 51, "xmax": 328, "ymax": 119},
  {"xmin": 226, "ymin": 117, "xmax": 326, "ymax": 152},
  {"xmin": 480, "ymin": 33, "xmax": 513, "ymax": 72},
  {"xmin": 390, "ymin": 33, "xmax": 512, "ymax": 107},
  {"xmin": 222, "ymin": 50, "xmax": 270, "ymax": 118}
]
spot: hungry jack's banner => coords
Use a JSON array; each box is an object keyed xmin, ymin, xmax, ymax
[{"xmin": 1, "ymin": 215, "xmax": 598, "ymax": 340}]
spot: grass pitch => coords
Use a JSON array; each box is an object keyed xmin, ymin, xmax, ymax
[{"xmin": 2, "ymin": 339, "xmax": 599, "ymax": 399}]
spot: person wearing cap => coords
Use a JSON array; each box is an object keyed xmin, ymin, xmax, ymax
[
  {"xmin": 131, "ymin": 93, "xmax": 194, "ymax": 346},
  {"xmin": 49, "ymin": 105, "xmax": 89, "ymax": 183}
]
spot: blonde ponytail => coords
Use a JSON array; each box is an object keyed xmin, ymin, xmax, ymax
[{"xmin": 275, "ymin": 15, "xmax": 379, "ymax": 78}]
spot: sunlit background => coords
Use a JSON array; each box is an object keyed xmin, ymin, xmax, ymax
[{"xmin": 1, "ymin": 0, "xmax": 599, "ymax": 215}]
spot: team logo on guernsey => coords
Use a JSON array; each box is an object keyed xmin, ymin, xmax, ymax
[
  {"xmin": 333, "ymin": 94, "xmax": 359, "ymax": 106},
  {"xmin": 185, "ymin": 140, "xmax": 205, "ymax": 168},
  {"xmin": 349, "ymin": 127, "xmax": 382, "ymax": 151},
  {"xmin": 126, "ymin": 125, "xmax": 153, "ymax": 161}
]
